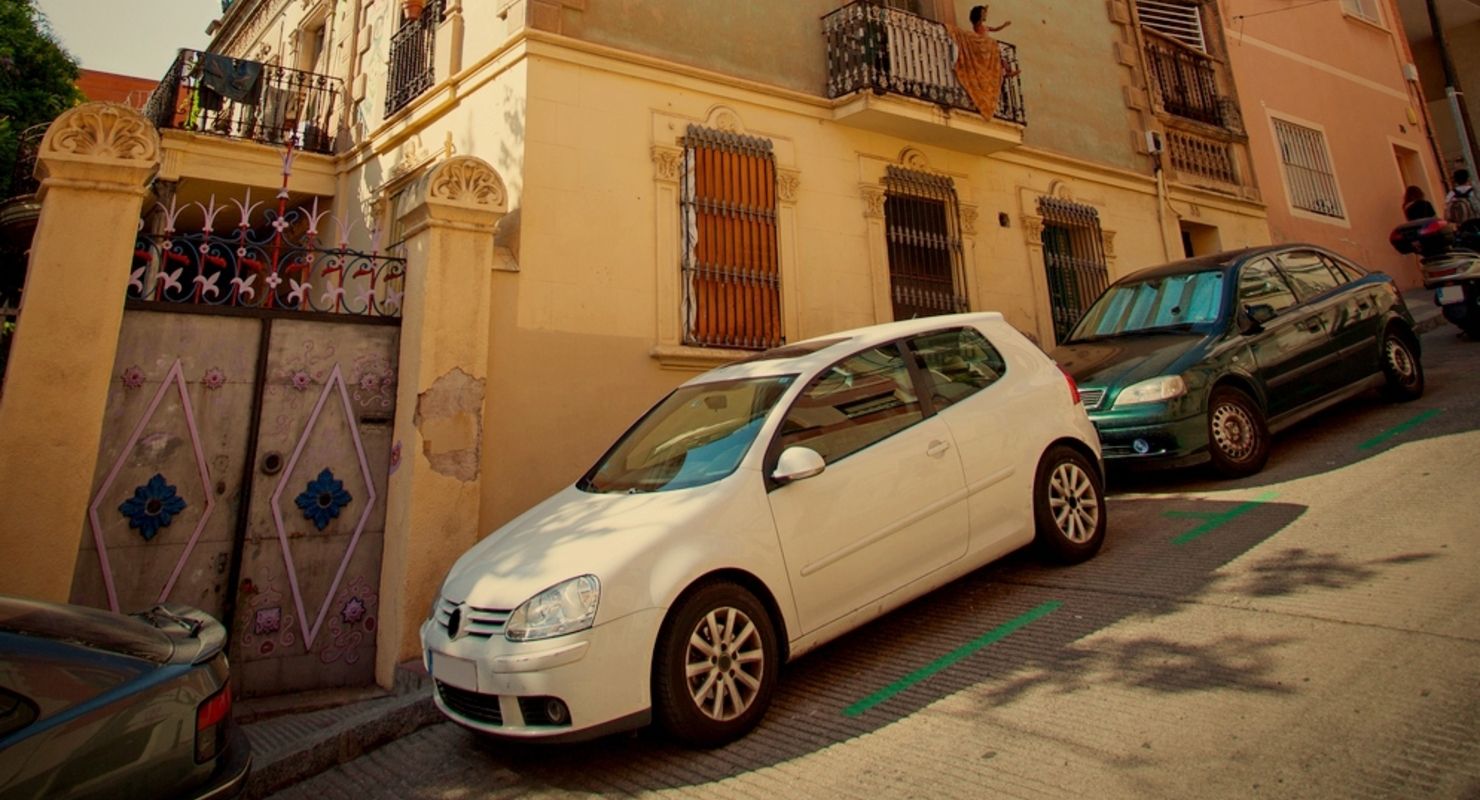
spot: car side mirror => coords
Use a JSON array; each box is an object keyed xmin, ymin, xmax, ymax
[
  {"xmin": 772, "ymin": 446, "xmax": 825, "ymax": 484},
  {"xmin": 1239, "ymin": 303, "xmax": 1276, "ymax": 334}
]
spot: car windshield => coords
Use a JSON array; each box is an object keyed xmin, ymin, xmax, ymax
[
  {"xmin": 1068, "ymin": 270, "xmax": 1225, "ymax": 341},
  {"xmin": 579, "ymin": 376, "xmax": 796, "ymax": 494}
]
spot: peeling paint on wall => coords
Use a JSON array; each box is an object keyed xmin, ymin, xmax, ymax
[{"xmin": 413, "ymin": 368, "xmax": 485, "ymax": 481}]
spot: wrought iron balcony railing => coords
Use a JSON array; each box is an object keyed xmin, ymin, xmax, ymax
[
  {"xmin": 5, "ymin": 124, "xmax": 47, "ymax": 199},
  {"xmin": 1142, "ymin": 31, "xmax": 1239, "ymax": 132},
  {"xmin": 823, "ymin": 1, "xmax": 1026, "ymax": 126},
  {"xmin": 143, "ymin": 49, "xmax": 343, "ymax": 154},
  {"xmin": 385, "ymin": 0, "xmax": 443, "ymax": 117}
]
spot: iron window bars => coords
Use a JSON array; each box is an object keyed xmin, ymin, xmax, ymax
[
  {"xmin": 385, "ymin": 0, "xmax": 444, "ymax": 117},
  {"xmin": 884, "ymin": 166, "xmax": 968, "ymax": 321},
  {"xmin": 1038, "ymin": 196, "xmax": 1110, "ymax": 344}
]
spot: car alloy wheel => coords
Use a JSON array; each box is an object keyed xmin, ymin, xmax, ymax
[
  {"xmin": 1206, "ymin": 386, "xmax": 1268, "ymax": 478},
  {"xmin": 653, "ymin": 581, "xmax": 778, "ymax": 747},
  {"xmin": 1380, "ymin": 331, "xmax": 1424, "ymax": 402},
  {"xmin": 1032, "ymin": 445, "xmax": 1106, "ymax": 564}
]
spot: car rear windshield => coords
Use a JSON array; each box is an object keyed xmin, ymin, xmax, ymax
[
  {"xmin": 579, "ymin": 376, "xmax": 796, "ymax": 494},
  {"xmin": 1068, "ymin": 270, "xmax": 1225, "ymax": 341},
  {"xmin": 0, "ymin": 598, "xmax": 174, "ymax": 664}
]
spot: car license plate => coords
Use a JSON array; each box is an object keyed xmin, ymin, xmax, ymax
[
  {"xmin": 430, "ymin": 651, "xmax": 478, "ymax": 690},
  {"xmin": 1438, "ymin": 285, "xmax": 1465, "ymax": 305}
]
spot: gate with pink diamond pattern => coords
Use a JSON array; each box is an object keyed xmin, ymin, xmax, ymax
[{"xmin": 70, "ymin": 196, "xmax": 405, "ymax": 697}]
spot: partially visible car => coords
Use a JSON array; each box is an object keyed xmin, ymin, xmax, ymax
[
  {"xmin": 422, "ymin": 312, "xmax": 1105, "ymax": 746},
  {"xmin": 0, "ymin": 595, "xmax": 250, "ymax": 799},
  {"xmin": 1052, "ymin": 244, "xmax": 1423, "ymax": 477}
]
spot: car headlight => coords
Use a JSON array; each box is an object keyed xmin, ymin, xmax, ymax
[
  {"xmin": 505, "ymin": 575, "xmax": 600, "ymax": 642},
  {"xmin": 1114, "ymin": 375, "xmax": 1188, "ymax": 407}
]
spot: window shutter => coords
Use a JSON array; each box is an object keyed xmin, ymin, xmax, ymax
[{"xmin": 1136, "ymin": 0, "xmax": 1207, "ymax": 52}]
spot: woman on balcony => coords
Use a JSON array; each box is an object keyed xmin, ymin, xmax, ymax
[{"xmin": 951, "ymin": 5, "xmax": 1015, "ymax": 121}]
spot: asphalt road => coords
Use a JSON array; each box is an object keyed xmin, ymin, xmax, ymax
[{"xmin": 268, "ymin": 323, "xmax": 1480, "ymax": 800}]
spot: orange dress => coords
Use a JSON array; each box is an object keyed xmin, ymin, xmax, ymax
[{"xmin": 950, "ymin": 26, "xmax": 1004, "ymax": 121}]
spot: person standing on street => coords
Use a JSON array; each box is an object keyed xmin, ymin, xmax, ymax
[
  {"xmin": 1403, "ymin": 185, "xmax": 1437, "ymax": 221},
  {"xmin": 1444, "ymin": 169, "xmax": 1479, "ymax": 223}
]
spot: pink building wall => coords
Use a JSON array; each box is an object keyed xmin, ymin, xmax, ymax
[{"xmin": 1221, "ymin": 0, "xmax": 1443, "ymax": 287}]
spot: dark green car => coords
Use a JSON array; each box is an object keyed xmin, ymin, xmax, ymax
[{"xmin": 1051, "ymin": 245, "xmax": 1424, "ymax": 477}]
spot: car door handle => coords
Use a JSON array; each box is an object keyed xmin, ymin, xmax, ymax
[{"xmin": 926, "ymin": 439, "xmax": 951, "ymax": 458}]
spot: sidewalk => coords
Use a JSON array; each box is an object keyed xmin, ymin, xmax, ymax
[{"xmin": 236, "ymin": 286, "xmax": 1448, "ymax": 799}]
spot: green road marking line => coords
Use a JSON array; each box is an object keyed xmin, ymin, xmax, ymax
[
  {"xmin": 842, "ymin": 600, "xmax": 1061, "ymax": 718},
  {"xmin": 1166, "ymin": 490, "xmax": 1278, "ymax": 545},
  {"xmin": 1357, "ymin": 409, "xmax": 1441, "ymax": 451}
]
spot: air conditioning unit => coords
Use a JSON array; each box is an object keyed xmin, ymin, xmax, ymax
[{"xmin": 1145, "ymin": 130, "xmax": 1164, "ymax": 154}]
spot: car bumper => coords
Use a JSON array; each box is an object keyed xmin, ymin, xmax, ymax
[
  {"xmin": 1088, "ymin": 410, "xmax": 1209, "ymax": 468},
  {"xmin": 420, "ymin": 607, "xmax": 665, "ymax": 741},
  {"xmin": 191, "ymin": 719, "xmax": 251, "ymax": 800}
]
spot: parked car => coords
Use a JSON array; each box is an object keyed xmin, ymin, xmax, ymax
[
  {"xmin": 1051, "ymin": 244, "xmax": 1423, "ymax": 478},
  {"xmin": 0, "ymin": 595, "xmax": 250, "ymax": 799},
  {"xmin": 422, "ymin": 313, "xmax": 1105, "ymax": 746}
]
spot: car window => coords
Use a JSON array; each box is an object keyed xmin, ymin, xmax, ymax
[
  {"xmin": 1069, "ymin": 270, "xmax": 1225, "ymax": 340},
  {"xmin": 1323, "ymin": 254, "xmax": 1365, "ymax": 283},
  {"xmin": 906, "ymin": 327, "xmax": 1006, "ymax": 411},
  {"xmin": 1237, "ymin": 258, "xmax": 1298, "ymax": 314},
  {"xmin": 776, "ymin": 344, "xmax": 924, "ymax": 464},
  {"xmin": 1277, "ymin": 251, "xmax": 1342, "ymax": 300}
]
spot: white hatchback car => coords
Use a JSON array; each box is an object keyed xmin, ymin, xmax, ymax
[{"xmin": 421, "ymin": 313, "xmax": 1105, "ymax": 746}]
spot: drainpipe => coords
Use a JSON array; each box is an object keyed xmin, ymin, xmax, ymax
[{"xmin": 1425, "ymin": 0, "xmax": 1479, "ymax": 180}]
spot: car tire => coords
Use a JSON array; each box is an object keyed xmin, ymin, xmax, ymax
[
  {"xmin": 652, "ymin": 581, "xmax": 778, "ymax": 748},
  {"xmin": 1206, "ymin": 386, "xmax": 1269, "ymax": 478},
  {"xmin": 1379, "ymin": 329, "xmax": 1424, "ymax": 402},
  {"xmin": 1032, "ymin": 445, "xmax": 1106, "ymax": 564}
]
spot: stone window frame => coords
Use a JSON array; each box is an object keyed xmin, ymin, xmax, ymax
[
  {"xmin": 650, "ymin": 107, "xmax": 801, "ymax": 370},
  {"xmin": 1268, "ymin": 110, "xmax": 1351, "ymax": 228}
]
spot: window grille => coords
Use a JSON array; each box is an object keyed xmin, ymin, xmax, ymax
[
  {"xmin": 883, "ymin": 166, "xmax": 968, "ymax": 320},
  {"xmin": 1037, "ymin": 196, "xmax": 1110, "ymax": 343},
  {"xmin": 680, "ymin": 125, "xmax": 784, "ymax": 350},
  {"xmin": 1136, "ymin": 0, "xmax": 1206, "ymax": 52},
  {"xmin": 1340, "ymin": 0, "xmax": 1383, "ymax": 25},
  {"xmin": 1271, "ymin": 118, "xmax": 1345, "ymax": 219}
]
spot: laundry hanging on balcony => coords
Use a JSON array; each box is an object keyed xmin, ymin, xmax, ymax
[
  {"xmin": 196, "ymin": 53, "xmax": 263, "ymax": 104},
  {"xmin": 948, "ymin": 26, "xmax": 1004, "ymax": 122}
]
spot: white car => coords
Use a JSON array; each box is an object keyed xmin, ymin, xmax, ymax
[{"xmin": 421, "ymin": 313, "xmax": 1106, "ymax": 746}]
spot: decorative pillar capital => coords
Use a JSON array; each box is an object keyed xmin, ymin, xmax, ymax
[
  {"xmin": 36, "ymin": 102, "xmax": 160, "ymax": 195},
  {"xmin": 652, "ymin": 145, "xmax": 682, "ymax": 184},
  {"xmin": 400, "ymin": 155, "xmax": 506, "ymax": 233},
  {"xmin": 777, "ymin": 169, "xmax": 801, "ymax": 204},
  {"xmin": 861, "ymin": 184, "xmax": 886, "ymax": 219}
]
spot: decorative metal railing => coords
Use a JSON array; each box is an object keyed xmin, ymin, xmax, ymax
[
  {"xmin": 385, "ymin": 0, "xmax": 443, "ymax": 117},
  {"xmin": 1142, "ymin": 31, "xmax": 1239, "ymax": 131},
  {"xmin": 5, "ymin": 124, "xmax": 47, "ymax": 199},
  {"xmin": 129, "ymin": 192, "xmax": 405, "ymax": 318},
  {"xmin": 1167, "ymin": 129, "xmax": 1238, "ymax": 185},
  {"xmin": 822, "ymin": 1, "xmax": 1026, "ymax": 126},
  {"xmin": 143, "ymin": 49, "xmax": 343, "ymax": 155},
  {"xmin": 0, "ymin": 289, "xmax": 18, "ymax": 390}
]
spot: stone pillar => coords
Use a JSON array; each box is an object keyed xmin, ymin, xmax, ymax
[
  {"xmin": 0, "ymin": 104, "xmax": 159, "ymax": 601},
  {"xmin": 378, "ymin": 155, "xmax": 505, "ymax": 685}
]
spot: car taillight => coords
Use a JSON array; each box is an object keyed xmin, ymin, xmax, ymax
[
  {"xmin": 195, "ymin": 685, "xmax": 231, "ymax": 762},
  {"xmin": 1058, "ymin": 366, "xmax": 1082, "ymax": 405}
]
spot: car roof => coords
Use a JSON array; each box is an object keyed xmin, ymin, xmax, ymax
[
  {"xmin": 685, "ymin": 312, "xmax": 1010, "ymax": 383},
  {"xmin": 1114, "ymin": 243, "xmax": 1334, "ymax": 283}
]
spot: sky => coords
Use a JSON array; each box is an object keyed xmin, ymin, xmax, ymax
[{"xmin": 35, "ymin": 0, "xmax": 221, "ymax": 81}]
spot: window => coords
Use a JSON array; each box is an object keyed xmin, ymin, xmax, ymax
[
  {"xmin": 680, "ymin": 125, "xmax": 784, "ymax": 350},
  {"xmin": 1069, "ymin": 270, "xmax": 1225, "ymax": 340},
  {"xmin": 1136, "ymin": 0, "xmax": 1206, "ymax": 52},
  {"xmin": 884, "ymin": 167, "xmax": 968, "ymax": 321},
  {"xmin": 1325, "ymin": 254, "xmax": 1367, "ymax": 282},
  {"xmin": 1276, "ymin": 251, "xmax": 1342, "ymax": 300},
  {"xmin": 1237, "ymin": 258, "xmax": 1297, "ymax": 314},
  {"xmin": 906, "ymin": 328, "xmax": 1006, "ymax": 411},
  {"xmin": 1272, "ymin": 118, "xmax": 1345, "ymax": 219},
  {"xmin": 1340, "ymin": 0, "xmax": 1383, "ymax": 25},
  {"xmin": 1038, "ymin": 196, "xmax": 1111, "ymax": 343},
  {"xmin": 776, "ymin": 345, "xmax": 923, "ymax": 464}
]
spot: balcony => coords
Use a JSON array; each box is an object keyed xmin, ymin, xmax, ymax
[
  {"xmin": 385, "ymin": 0, "xmax": 443, "ymax": 117},
  {"xmin": 143, "ymin": 49, "xmax": 343, "ymax": 155},
  {"xmin": 1142, "ymin": 31, "xmax": 1241, "ymax": 133},
  {"xmin": 823, "ymin": 1, "xmax": 1025, "ymax": 155}
]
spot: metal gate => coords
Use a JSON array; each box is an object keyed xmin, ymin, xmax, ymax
[{"xmin": 70, "ymin": 192, "xmax": 405, "ymax": 697}]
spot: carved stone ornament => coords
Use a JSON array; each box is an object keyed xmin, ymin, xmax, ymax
[
  {"xmin": 1048, "ymin": 180, "xmax": 1074, "ymax": 202},
  {"xmin": 861, "ymin": 185, "xmax": 886, "ymax": 219},
  {"xmin": 708, "ymin": 108, "xmax": 742, "ymax": 133},
  {"xmin": 1103, "ymin": 229, "xmax": 1118, "ymax": 259},
  {"xmin": 1023, "ymin": 216, "xmax": 1045, "ymax": 247},
  {"xmin": 777, "ymin": 169, "xmax": 800, "ymax": 204},
  {"xmin": 900, "ymin": 147, "xmax": 930, "ymax": 171},
  {"xmin": 960, "ymin": 204, "xmax": 979, "ymax": 236},
  {"xmin": 427, "ymin": 156, "xmax": 507, "ymax": 210},
  {"xmin": 652, "ymin": 146, "xmax": 682, "ymax": 183},
  {"xmin": 42, "ymin": 103, "xmax": 159, "ymax": 164}
]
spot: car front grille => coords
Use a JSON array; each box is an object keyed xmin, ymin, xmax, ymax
[
  {"xmin": 435, "ymin": 598, "xmax": 511, "ymax": 638},
  {"xmin": 437, "ymin": 680, "xmax": 504, "ymax": 725},
  {"xmin": 1079, "ymin": 388, "xmax": 1106, "ymax": 410}
]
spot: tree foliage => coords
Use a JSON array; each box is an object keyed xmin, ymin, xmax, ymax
[{"xmin": 0, "ymin": 0, "xmax": 83, "ymax": 197}]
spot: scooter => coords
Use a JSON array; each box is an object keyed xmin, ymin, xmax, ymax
[{"xmin": 1389, "ymin": 217, "xmax": 1480, "ymax": 338}]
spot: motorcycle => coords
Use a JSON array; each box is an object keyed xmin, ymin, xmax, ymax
[{"xmin": 1389, "ymin": 217, "xmax": 1480, "ymax": 338}]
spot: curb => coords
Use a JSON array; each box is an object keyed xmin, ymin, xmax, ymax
[{"xmin": 242, "ymin": 666, "xmax": 442, "ymax": 799}]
